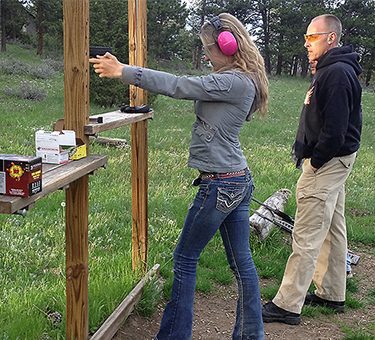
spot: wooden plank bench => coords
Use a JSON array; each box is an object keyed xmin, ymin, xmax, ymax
[{"xmin": 0, "ymin": 155, "xmax": 107, "ymax": 214}]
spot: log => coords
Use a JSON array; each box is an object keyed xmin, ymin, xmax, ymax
[{"xmin": 250, "ymin": 189, "xmax": 292, "ymax": 241}]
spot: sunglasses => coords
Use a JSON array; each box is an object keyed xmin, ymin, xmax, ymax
[{"xmin": 304, "ymin": 32, "xmax": 331, "ymax": 43}]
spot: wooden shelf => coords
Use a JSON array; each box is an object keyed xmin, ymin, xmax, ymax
[
  {"xmin": 0, "ymin": 155, "xmax": 107, "ymax": 215},
  {"xmin": 85, "ymin": 110, "xmax": 153, "ymax": 135}
]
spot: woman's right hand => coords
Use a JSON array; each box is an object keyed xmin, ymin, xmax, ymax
[{"xmin": 89, "ymin": 52, "xmax": 125, "ymax": 79}]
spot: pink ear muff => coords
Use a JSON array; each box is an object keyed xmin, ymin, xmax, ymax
[
  {"xmin": 217, "ymin": 31, "xmax": 238, "ymax": 56},
  {"xmin": 209, "ymin": 16, "xmax": 238, "ymax": 56}
]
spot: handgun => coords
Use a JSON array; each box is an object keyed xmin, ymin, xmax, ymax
[{"xmin": 89, "ymin": 46, "xmax": 113, "ymax": 58}]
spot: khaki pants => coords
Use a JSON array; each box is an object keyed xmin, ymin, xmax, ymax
[{"xmin": 273, "ymin": 153, "xmax": 356, "ymax": 314}]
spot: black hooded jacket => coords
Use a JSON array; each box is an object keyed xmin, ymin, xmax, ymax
[{"xmin": 293, "ymin": 45, "xmax": 362, "ymax": 169}]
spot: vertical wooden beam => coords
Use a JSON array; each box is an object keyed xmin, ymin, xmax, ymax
[
  {"xmin": 63, "ymin": 0, "xmax": 90, "ymax": 338},
  {"xmin": 128, "ymin": 0, "xmax": 148, "ymax": 272}
]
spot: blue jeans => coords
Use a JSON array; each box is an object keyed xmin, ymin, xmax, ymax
[{"xmin": 156, "ymin": 170, "xmax": 264, "ymax": 340}]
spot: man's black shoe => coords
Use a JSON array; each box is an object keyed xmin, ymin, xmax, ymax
[
  {"xmin": 262, "ymin": 302, "xmax": 301, "ymax": 325},
  {"xmin": 304, "ymin": 293, "xmax": 345, "ymax": 313}
]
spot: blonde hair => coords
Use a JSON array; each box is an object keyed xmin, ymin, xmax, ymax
[{"xmin": 200, "ymin": 13, "xmax": 269, "ymax": 116}]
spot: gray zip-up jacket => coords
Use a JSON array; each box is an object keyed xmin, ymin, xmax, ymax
[{"xmin": 122, "ymin": 65, "xmax": 256, "ymax": 173}]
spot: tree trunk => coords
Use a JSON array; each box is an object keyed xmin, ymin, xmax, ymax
[
  {"xmin": 0, "ymin": 0, "xmax": 6, "ymax": 52},
  {"xmin": 289, "ymin": 55, "xmax": 297, "ymax": 75},
  {"xmin": 36, "ymin": 1, "xmax": 44, "ymax": 56},
  {"xmin": 193, "ymin": 44, "xmax": 202, "ymax": 70},
  {"xmin": 193, "ymin": 9, "xmax": 205, "ymax": 70},
  {"xmin": 37, "ymin": 29, "xmax": 44, "ymax": 55},
  {"xmin": 276, "ymin": 26, "xmax": 284, "ymax": 76},
  {"xmin": 292, "ymin": 55, "xmax": 298, "ymax": 76},
  {"xmin": 365, "ymin": 68, "xmax": 372, "ymax": 87},
  {"xmin": 276, "ymin": 54, "xmax": 283, "ymax": 75},
  {"xmin": 300, "ymin": 55, "xmax": 309, "ymax": 78},
  {"xmin": 261, "ymin": 6, "xmax": 271, "ymax": 74},
  {"xmin": 365, "ymin": 50, "xmax": 374, "ymax": 86}
]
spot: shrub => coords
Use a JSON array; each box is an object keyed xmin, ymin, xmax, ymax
[
  {"xmin": 42, "ymin": 58, "xmax": 64, "ymax": 72},
  {"xmin": 4, "ymin": 81, "xmax": 47, "ymax": 101},
  {"xmin": 29, "ymin": 63, "xmax": 57, "ymax": 79},
  {"xmin": 0, "ymin": 59, "xmax": 57, "ymax": 79},
  {"xmin": 0, "ymin": 59, "xmax": 29, "ymax": 75}
]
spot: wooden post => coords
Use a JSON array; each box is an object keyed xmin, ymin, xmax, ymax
[
  {"xmin": 63, "ymin": 0, "xmax": 90, "ymax": 338},
  {"xmin": 128, "ymin": 0, "xmax": 148, "ymax": 271}
]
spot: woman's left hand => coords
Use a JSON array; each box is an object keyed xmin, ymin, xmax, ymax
[{"xmin": 89, "ymin": 52, "xmax": 124, "ymax": 78}]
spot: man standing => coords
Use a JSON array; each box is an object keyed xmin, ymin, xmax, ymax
[{"xmin": 262, "ymin": 14, "xmax": 362, "ymax": 325}]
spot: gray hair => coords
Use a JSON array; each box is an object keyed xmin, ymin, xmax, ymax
[{"xmin": 313, "ymin": 14, "xmax": 342, "ymax": 43}]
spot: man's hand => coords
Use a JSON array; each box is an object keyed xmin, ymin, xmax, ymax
[
  {"xmin": 309, "ymin": 160, "xmax": 318, "ymax": 172},
  {"xmin": 306, "ymin": 159, "xmax": 318, "ymax": 172},
  {"xmin": 89, "ymin": 52, "xmax": 124, "ymax": 79}
]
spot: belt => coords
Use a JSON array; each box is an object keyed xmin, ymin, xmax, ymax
[{"xmin": 200, "ymin": 169, "xmax": 247, "ymax": 180}]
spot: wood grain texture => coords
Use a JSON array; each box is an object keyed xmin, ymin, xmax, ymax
[
  {"xmin": 63, "ymin": 0, "xmax": 90, "ymax": 338},
  {"xmin": 128, "ymin": 0, "xmax": 149, "ymax": 272},
  {"xmin": 85, "ymin": 110, "xmax": 153, "ymax": 135}
]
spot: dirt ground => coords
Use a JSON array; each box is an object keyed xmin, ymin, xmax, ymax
[{"xmin": 114, "ymin": 249, "xmax": 375, "ymax": 340}]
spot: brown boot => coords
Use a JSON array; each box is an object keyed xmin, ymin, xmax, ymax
[
  {"xmin": 304, "ymin": 293, "xmax": 345, "ymax": 313},
  {"xmin": 262, "ymin": 302, "xmax": 301, "ymax": 325}
]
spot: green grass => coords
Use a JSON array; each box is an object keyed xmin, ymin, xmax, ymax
[
  {"xmin": 343, "ymin": 327, "xmax": 375, "ymax": 340},
  {"xmin": 1, "ymin": 44, "xmax": 374, "ymax": 338},
  {"xmin": 368, "ymin": 288, "xmax": 375, "ymax": 305}
]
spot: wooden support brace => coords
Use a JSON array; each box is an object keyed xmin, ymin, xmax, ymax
[
  {"xmin": 128, "ymin": 0, "xmax": 149, "ymax": 272},
  {"xmin": 63, "ymin": 0, "xmax": 90, "ymax": 338},
  {"xmin": 90, "ymin": 264, "xmax": 160, "ymax": 340}
]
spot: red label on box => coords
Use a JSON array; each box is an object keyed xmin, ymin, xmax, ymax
[{"xmin": 0, "ymin": 155, "xmax": 42, "ymax": 197}]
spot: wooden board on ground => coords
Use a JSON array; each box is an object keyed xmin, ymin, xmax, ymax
[{"xmin": 91, "ymin": 264, "xmax": 160, "ymax": 340}]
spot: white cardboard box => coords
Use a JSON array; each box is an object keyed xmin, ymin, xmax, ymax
[{"xmin": 35, "ymin": 130, "xmax": 76, "ymax": 164}]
